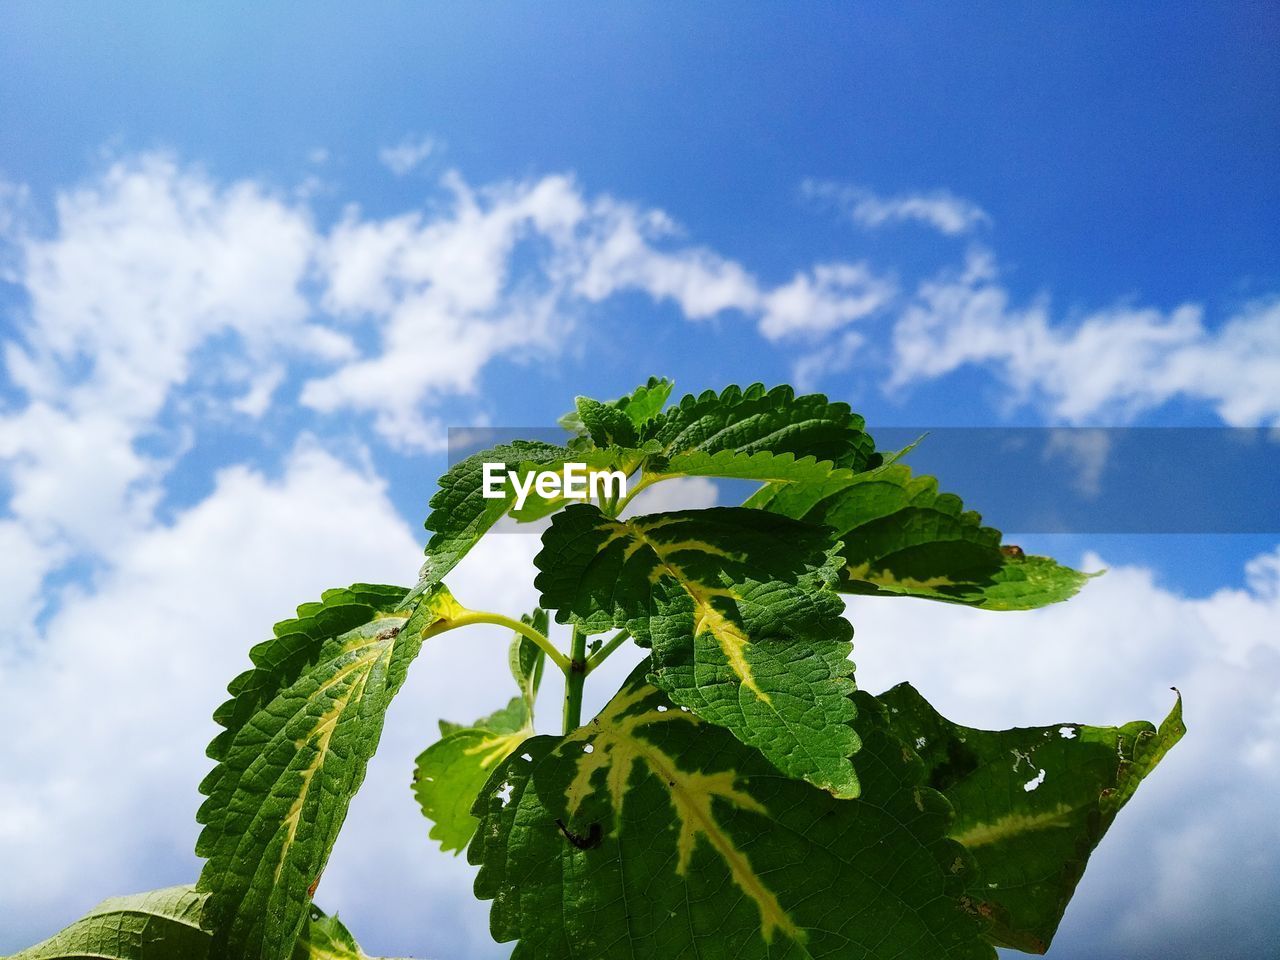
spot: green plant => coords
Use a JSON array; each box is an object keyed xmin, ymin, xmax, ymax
[{"xmin": 6, "ymin": 379, "xmax": 1183, "ymax": 960}]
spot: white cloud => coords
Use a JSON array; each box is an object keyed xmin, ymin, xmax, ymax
[
  {"xmin": 849, "ymin": 545, "xmax": 1280, "ymax": 958},
  {"xmin": 804, "ymin": 178, "xmax": 991, "ymax": 236},
  {"xmin": 305, "ymin": 174, "xmax": 894, "ymax": 450},
  {"xmin": 378, "ymin": 136, "xmax": 440, "ymax": 176},
  {"xmin": 890, "ymin": 251, "xmax": 1280, "ymax": 425},
  {"xmin": 569, "ymin": 201, "xmax": 759, "ymax": 318},
  {"xmin": 759, "ymin": 262, "xmax": 896, "ymax": 340},
  {"xmin": 0, "ymin": 440, "xmax": 425, "ymax": 949},
  {"xmin": 0, "ymin": 153, "xmax": 357, "ymax": 642}
]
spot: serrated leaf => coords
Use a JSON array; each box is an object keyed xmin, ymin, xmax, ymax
[
  {"xmin": 412, "ymin": 441, "xmax": 571, "ymax": 596},
  {"xmin": 416, "ymin": 608, "xmax": 548, "ymax": 853},
  {"xmin": 559, "ymin": 376, "xmax": 674, "ymax": 437},
  {"xmin": 195, "ymin": 583, "xmax": 462, "ymax": 960},
  {"xmin": 534, "ymin": 503, "xmax": 860, "ymax": 797},
  {"xmin": 470, "ymin": 663, "xmax": 993, "ymax": 960},
  {"xmin": 6, "ymin": 885, "xmax": 212, "ymax": 960},
  {"xmin": 575, "ymin": 395, "xmax": 640, "ymax": 448},
  {"xmin": 3, "ymin": 885, "xmax": 402, "ymax": 960},
  {"xmin": 414, "ymin": 712, "xmax": 534, "ymax": 854},
  {"xmin": 291, "ymin": 904, "xmax": 411, "ymax": 959},
  {"xmin": 880, "ymin": 683, "xmax": 1185, "ymax": 953},
  {"xmin": 755, "ymin": 462, "xmax": 1089, "ymax": 610},
  {"xmin": 509, "ymin": 607, "xmax": 548, "ymax": 712},
  {"xmin": 639, "ymin": 382, "xmax": 877, "ymax": 471}
]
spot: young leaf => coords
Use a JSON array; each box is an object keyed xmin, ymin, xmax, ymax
[
  {"xmin": 754, "ymin": 462, "xmax": 1089, "ymax": 609},
  {"xmin": 509, "ymin": 607, "xmax": 549, "ymax": 713},
  {"xmin": 575, "ymin": 395, "xmax": 641, "ymax": 448},
  {"xmin": 415, "ymin": 609, "xmax": 546, "ymax": 853},
  {"xmin": 195, "ymin": 582, "xmax": 462, "ymax": 960},
  {"xmin": 880, "ymin": 683, "xmax": 1185, "ymax": 953},
  {"xmin": 413, "ymin": 700, "xmax": 533, "ymax": 854},
  {"xmin": 639, "ymin": 382, "xmax": 877, "ymax": 471},
  {"xmin": 559, "ymin": 376, "xmax": 674, "ymax": 437},
  {"xmin": 534, "ymin": 503, "xmax": 860, "ymax": 797},
  {"xmin": 5, "ymin": 885, "xmax": 212, "ymax": 960},
  {"xmin": 470, "ymin": 664, "xmax": 993, "ymax": 960}
]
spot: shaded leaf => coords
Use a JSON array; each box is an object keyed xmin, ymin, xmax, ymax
[
  {"xmin": 470, "ymin": 663, "xmax": 993, "ymax": 960},
  {"xmin": 880, "ymin": 683, "xmax": 1185, "ymax": 953},
  {"xmin": 754, "ymin": 462, "xmax": 1089, "ymax": 610}
]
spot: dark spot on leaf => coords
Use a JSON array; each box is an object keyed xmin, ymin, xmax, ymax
[{"xmin": 554, "ymin": 817, "xmax": 602, "ymax": 850}]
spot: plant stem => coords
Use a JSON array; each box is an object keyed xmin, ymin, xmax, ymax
[
  {"xmin": 610, "ymin": 472, "xmax": 662, "ymax": 516},
  {"xmin": 425, "ymin": 610, "xmax": 571, "ymax": 673},
  {"xmin": 584, "ymin": 629, "xmax": 630, "ymax": 674},
  {"xmin": 562, "ymin": 624, "xmax": 588, "ymax": 733}
]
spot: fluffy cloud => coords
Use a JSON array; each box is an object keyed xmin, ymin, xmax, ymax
[
  {"xmin": 889, "ymin": 251, "xmax": 1280, "ymax": 425},
  {"xmin": 306, "ymin": 174, "xmax": 889, "ymax": 449},
  {"xmin": 804, "ymin": 178, "xmax": 992, "ymax": 236},
  {"xmin": 758, "ymin": 262, "xmax": 895, "ymax": 340},
  {"xmin": 0, "ymin": 440, "xmax": 426, "ymax": 951},
  {"xmin": 0, "ymin": 155, "xmax": 354, "ymax": 646}
]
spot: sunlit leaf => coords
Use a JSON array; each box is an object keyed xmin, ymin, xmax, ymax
[{"xmin": 535, "ymin": 503, "xmax": 859, "ymax": 796}]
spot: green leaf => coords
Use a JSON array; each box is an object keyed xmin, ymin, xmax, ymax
[
  {"xmin": 509, "ymin": 607, "xmax": 549, "ymax": 713},
  {"xmin": 470, "ymin": 663, "xmax": 993, "ymax": 960},
  {"xmin": 575, "ymin": 396, "xmax": 641, "ymax": 448},
  {"xmin": 3, "ymin": 885, "xmax": 402, "ymax": 960},
  {"xmin": 6, "ymin": 885, "xmax": 212, "ymax": 960},
  {"xmin": 559, "ymin": 376, "xmax": 674, "ymax": 437},
  {"xmin": 416, "ymin": 609, "xmax": 546, "ymax": 853},
  {"xmin": 639, "ymin": 382, "xmax": 878, "ymax": 471},
  {"xmin": 413, "ymin": 441, "xmax": 571, "ymax": 595},
  {"xmin": 413, "ymin": 705, "xmax": 534, "ymax": 854},
  {"xmin": 195, "ymin": 583, "xmax": 463, "ymax": 960},
  {"xmin": 534, "ymin": 503, "xmax": 861, "ymax": 797},
  {"xmin": 755, "ymin": 462, "xmax": 1089, "ymax": 610},
  {"xmin": 291, "ymin": 905, "xmax": 411, "ymax": 959},
  {"xmin": 880, "ymin": 683, "xmax": 1185, "ymax": 954}
]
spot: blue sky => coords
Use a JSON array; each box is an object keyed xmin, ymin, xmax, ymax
[{"xmin": 1, "ymin": 5, "xmax": 1277, "ymax": 959}]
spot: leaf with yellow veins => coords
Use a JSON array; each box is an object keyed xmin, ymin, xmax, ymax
[
  {"xmin": 534, "ymin": 503, "xmax": 861, "ymax": 797},
  {"xmin": 880, "ymin": 682, "xmax": 1185, "ymax": 954},
  {"xmin": 195, "ymin": 582, "xmax": 461, "ymax": 960},
  {"xmin": 413, "ymin": 608, "xmax": 547, "ymax": 853},
  {"xmin": 470, "ymin": 662, "xmax": 995, "ymax": 960},
  {"xmin": 753, "ymin": 461, "xmax": 1089, "ymax": 610}
]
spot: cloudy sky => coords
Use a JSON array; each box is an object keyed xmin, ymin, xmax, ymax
[{"xmin": 1, "ymin": 5, "xmax": 1277, "ymax": 959}]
